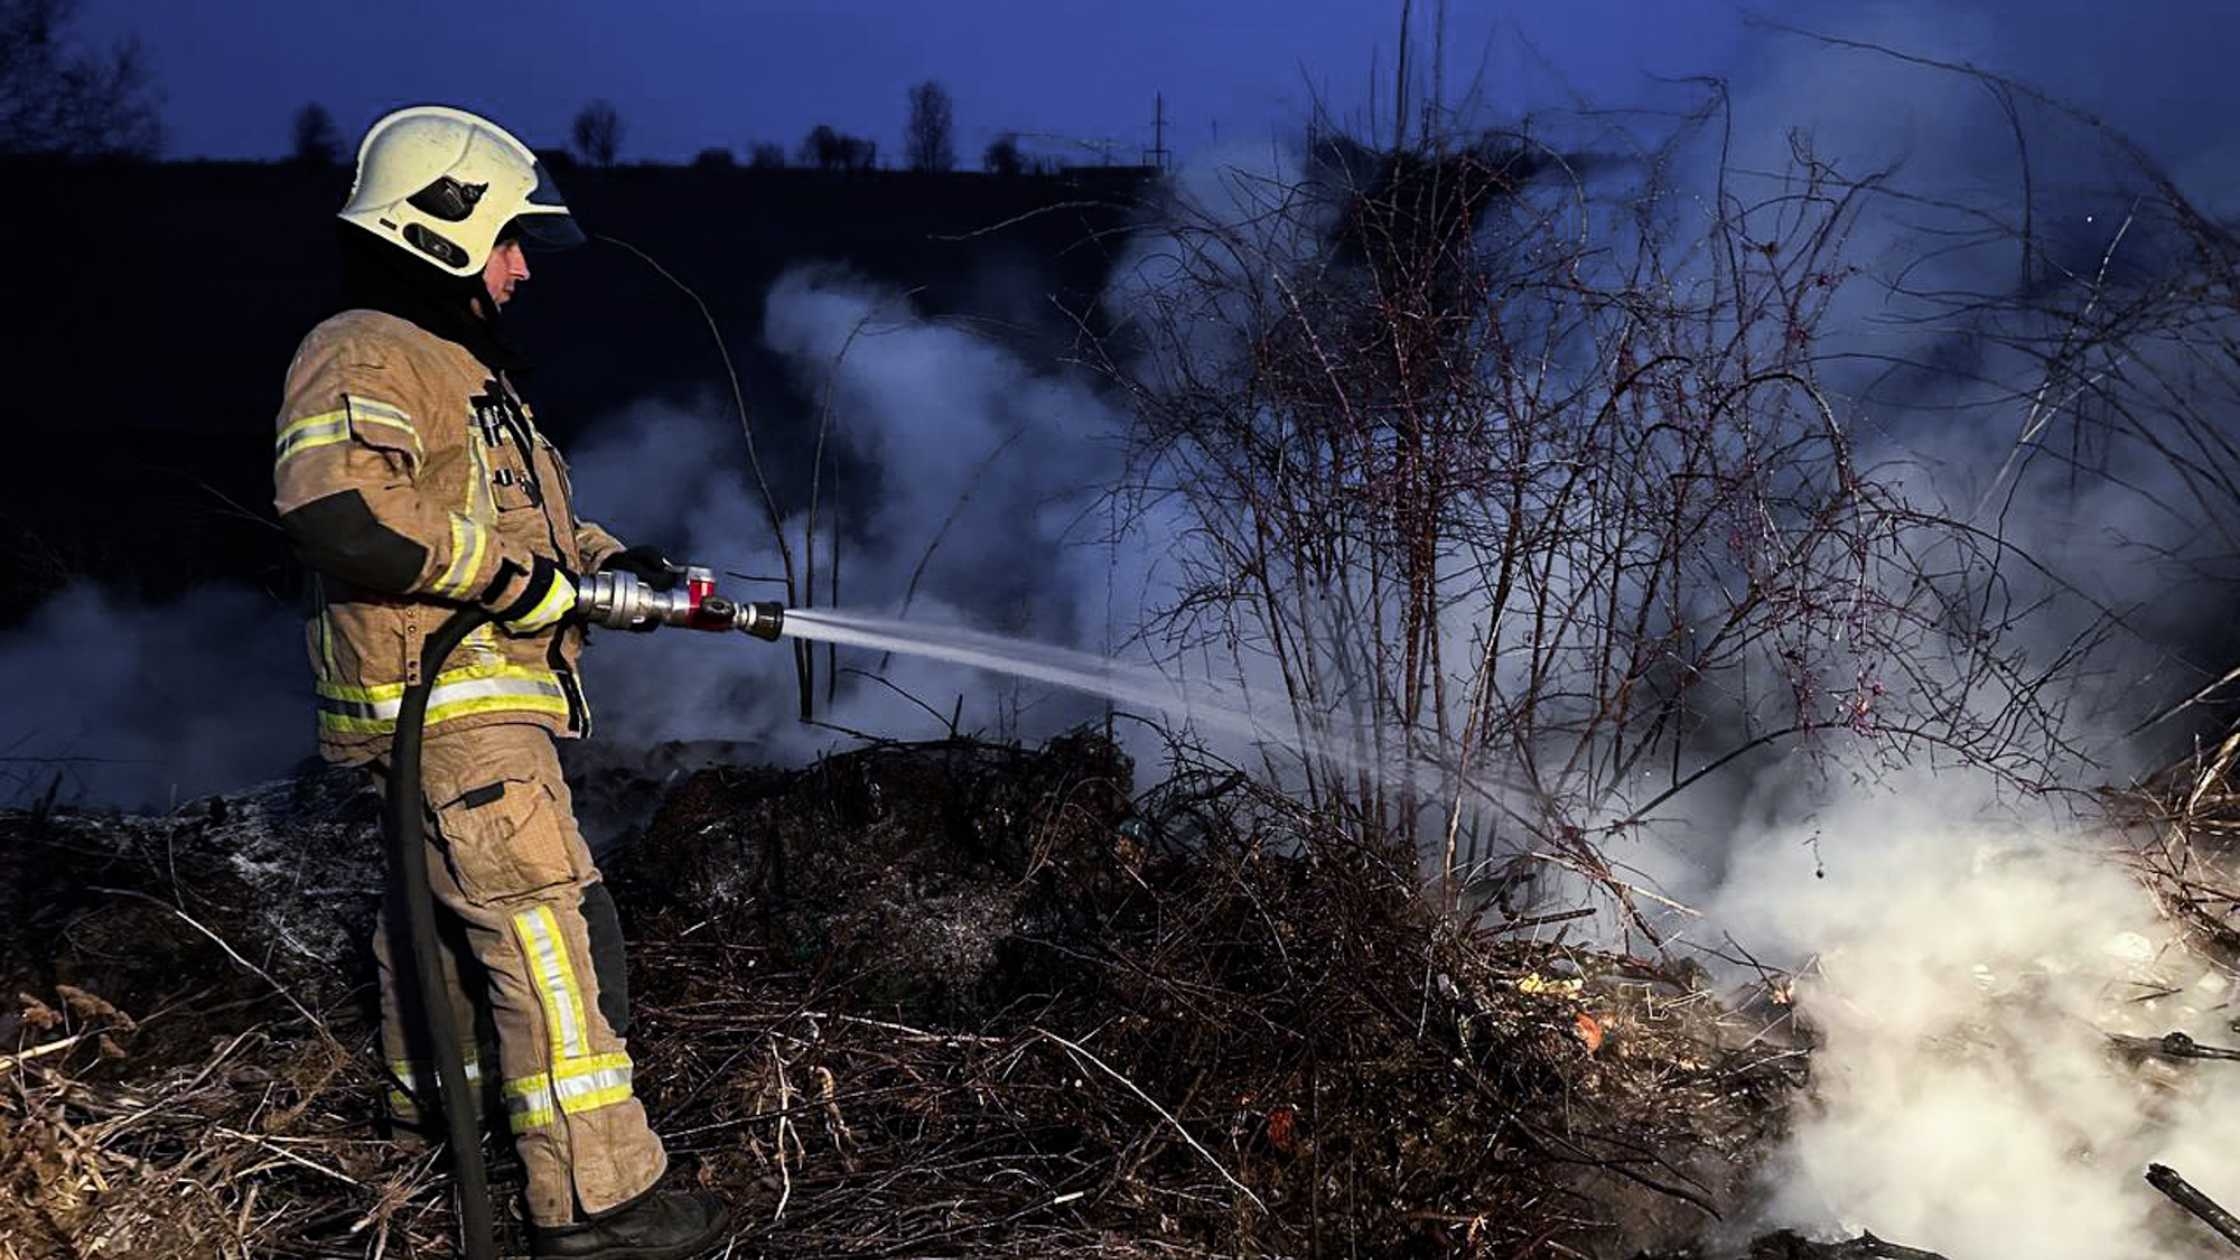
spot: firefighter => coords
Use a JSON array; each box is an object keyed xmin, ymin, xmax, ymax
[{"xmin": 271, "ymin": 105, "xmax": 729, "ymax": 1258}]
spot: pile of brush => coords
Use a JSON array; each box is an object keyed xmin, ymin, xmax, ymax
[{"xmin": 0, "ymin": 732, "xmax": 1802, "ymax": 1258}]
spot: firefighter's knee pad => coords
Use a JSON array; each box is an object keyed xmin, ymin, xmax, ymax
[{"xmin": 579, "ymin": 882, "xmax": 630, "ymax": 1037}]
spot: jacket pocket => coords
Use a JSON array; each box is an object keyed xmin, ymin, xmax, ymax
[
  {"xmin": 433, "ymin": 776, "xmax": 582, "ymax": 905},
  {"xmin": 487, "ymin": 453, "xmax": 542, "ymax": 514}
]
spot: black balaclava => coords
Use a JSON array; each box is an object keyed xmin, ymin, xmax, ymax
[{"xmin": 337, "ymin": 223, "xmax": 525, "ymax": 373}]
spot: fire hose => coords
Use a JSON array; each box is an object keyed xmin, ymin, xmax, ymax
[{"xmin": 387, "ymin": 569, "xmax": 780, "ymax": 1260}]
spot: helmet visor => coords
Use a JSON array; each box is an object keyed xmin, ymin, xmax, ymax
[{"xmin": 508, "ymin": 159, "xmax": 586, "ymax": 251}]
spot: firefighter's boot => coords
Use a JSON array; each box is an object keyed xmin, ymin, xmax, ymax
[{"xmin": 527, "ymin": 1187, "xmax": 732, "ymax": 1260}]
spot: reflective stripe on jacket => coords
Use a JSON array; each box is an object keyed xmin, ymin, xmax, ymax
[{"xmin": 274, "ymin": 310, "xmax": 626, "ymax": 762}]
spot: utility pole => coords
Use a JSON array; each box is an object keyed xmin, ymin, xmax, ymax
[
  {"xmin": 1146, "ymin": 93, "xmax": 1171, "ymax": 171},
  {"xmin": 1394, "ymin": 0, "xmax": 1412, "ymax": 152},
  {"xmin": 1431, "ymin": 0, "xmax": 1447, "ymax": 147}
]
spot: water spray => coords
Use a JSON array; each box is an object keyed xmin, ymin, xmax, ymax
[
  {"xmin": 769, "ymin": 608, "xmax": 1508, "ymax": 821},
  {"xmin": 775, "ymin": 607, "xmax": 1270, "ymax": 739}
]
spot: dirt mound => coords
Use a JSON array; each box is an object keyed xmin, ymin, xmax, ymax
[{"xmin": 0, "ymin": 734, "xmax": 1800, "ymax": 1258}]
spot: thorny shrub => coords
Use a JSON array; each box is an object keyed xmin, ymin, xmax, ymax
[{"xmin": 1093, "ymin": 119, "xmax": 2085, "ymax": 936}]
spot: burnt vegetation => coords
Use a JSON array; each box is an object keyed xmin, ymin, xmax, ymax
[{"xmin": 0, "ymin": 735, "xmax": 1805, "ymax": 1258}]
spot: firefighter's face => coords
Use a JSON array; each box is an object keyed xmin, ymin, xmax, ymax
[{"xmin": 482, "ymin": 238, "xmax": 530, "ymax": 307}]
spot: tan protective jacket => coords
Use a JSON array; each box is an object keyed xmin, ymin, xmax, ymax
[{"xmin": 273, "ymin": 310, "xmax": 625, "ymax": 763}]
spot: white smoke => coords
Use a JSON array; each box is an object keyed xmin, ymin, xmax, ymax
[
  {"xmin": 1614, "ymin": 12, "xmax": 2240, "ymax": 1252},
  {"xmin": 1691, "ymin": 777, "xmax": 2240, "ymax": 1257},
  {"xmin": 566, "ymin": 264, "xmax": 1135, "ymax": 758},
  {"xmin": 0, "ymin": 586, "xmax": 308, "ymax": 809}
]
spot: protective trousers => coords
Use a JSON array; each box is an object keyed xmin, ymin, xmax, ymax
[{"xmin": 370, "ymin": 723, "xmax": 666, "ymax": 1226}]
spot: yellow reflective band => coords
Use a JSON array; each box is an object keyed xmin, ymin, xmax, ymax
[
  {"xmin": 508, "ymin": 576, "xmax": 575, "ymax": 633},
  {"xmin": 507, "ymin": 1094, "xmax": 556, "ymax": 1132},
  {"xmin": 501, "ymin": 1053, "xmax": 634, "ymax": 1133},
  {"xmin": 314, "ymin": 661, "xmax": 568, "ymax": 735},
  {"xmin": 512, "ymin": 906, "xmax": 589, "ymax": 1060},
  {"xmin": 466, "ymin": 431, "xmax": 496, "ymax": 518},
  {"xmin": 427, "ymin": 691, "xmax": 571, "ymax": 723},
  {"xmin": 345, "ymin": 395, "xmax": 411, "ymax": 422},
  {"xmin": 344, "ymin": 395, "xmax": 423, "ymax": 461},
  {"xmin": 387, "ymin": 1056, "xmax": 483, "ymax": 1092},
  {"xmin": 316, "ymin": 691, "xmax": 572, "ymax": 736},
  {"xmin": 556, "ymin": 1077, "xmax": 633, "ymax": 1114},
  {"xmin": 274, "ymin": 409, "xmax": 351, "ymax": 466},
  {"xmin": 551, "ymin": 1051, "xmax": 633, "ymax": 1082},
  {"xmin": 435, "ymin": 513, "xmax": 488, "ymax": 599},
  {"xmin": 318, "ymin": 610, "xmax": 337, "ymax": 679},
  {"xmin": 318, "ymin": 676, "xmax": 408, "ymax": 704}
]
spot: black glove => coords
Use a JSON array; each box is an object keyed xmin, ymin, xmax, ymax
[{"xmin": 598, "ymin": 545, "xmax": 687, "ymax": 592}]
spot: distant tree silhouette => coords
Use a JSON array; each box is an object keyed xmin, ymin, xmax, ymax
[
  {"xmin": 799, "ymin": 123, "xmax": 843, "ymax": 170},
  {"xmin": 800, "ymin": 124, "xmax": 876, "ymax": 172},
  {"xmin": 692, "ymin": 145, "xmax": 734, "ymax": 169},
  {"xmin": 290, "ymin": 102, "xmax": 339, "ymax": 166},
  {"xmin": 571, "ymin": 99, "xmax": 621, "ymax": 166},
  {"xmin": 904, "ymin": 80, "xmax": 956, "ymax": 172},
  {"xmin": 749, "ymin": 141, "xmax": 786, "ymax": 170},
  {"xmin": 982, "ymin": 132, "xmax": 1022, "ymax": 176},
  {"xmin": 0, "ymin": 0, "xmax": 162, "ymax": 158}
]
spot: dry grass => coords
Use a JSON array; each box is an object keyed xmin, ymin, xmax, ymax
[{"xmin": 0, "ymin": 734, "xmax": 1801, "ymax": 1258}]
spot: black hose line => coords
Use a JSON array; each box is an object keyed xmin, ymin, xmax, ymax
[{"xmin": 385, "ymin": 604, "xmax": 498, "ymax": 1260}]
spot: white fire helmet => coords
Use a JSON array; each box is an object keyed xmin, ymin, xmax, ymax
[{"xmin": 337, "ymin": 104, "xmax": 584, "ymax": 277}]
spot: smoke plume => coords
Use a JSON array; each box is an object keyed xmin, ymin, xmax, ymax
[
  {"xmin": 1695, "ymin": 779, "xmax": 2240, "ymax": 1257},
  {"xmin": 0, "ymin": 586, "xmax": 307, "ymax": 809}
]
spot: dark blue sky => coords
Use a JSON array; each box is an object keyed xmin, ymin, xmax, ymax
[
  {"xmin": 89, "ymin": 0, "xmax": 1757, "ymax": 162},
  {"xmin": 76, "ymin": 0, "xmax": 2240, "ymax": 205}
]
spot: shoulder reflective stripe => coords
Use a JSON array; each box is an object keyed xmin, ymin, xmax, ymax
[
  {"xmin": 435, "ymin": 513, "xmax": 489, "ymax": 599},
  {"xmin": 277, "ymin": 396, "xmax": 421, "ymax": 469},
  {"xmin": 346, "ymin": 395, "xmax": 412, "ymax": 424},
  {"xmin": 344, "ymin": 395, "xmax": 424, "ymax": 461},
  {"xmin": 512, "ymin": 905, "xmax": 589, "ymax": 1060},
  {"xmin": 274, "ymin": 409, "xmax": 351, "ymax": 465}
]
